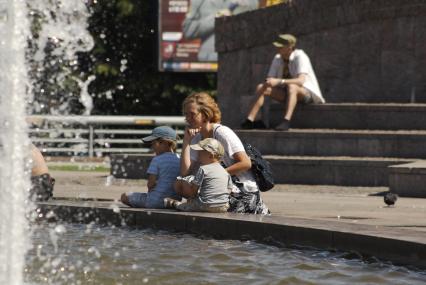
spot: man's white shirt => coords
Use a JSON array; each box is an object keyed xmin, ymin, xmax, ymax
[{"xmin": 267, "ymin": 49, "xmax": 325, "ymax": 104}]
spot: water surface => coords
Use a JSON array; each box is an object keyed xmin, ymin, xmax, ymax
[{"xmin": 25, "ymin": 223, "xmax": 426, "ymax": 285}]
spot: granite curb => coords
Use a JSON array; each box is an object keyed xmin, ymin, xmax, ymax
[{"xmin": 37, "ymin": 201, "xmax": 426, "ymax": 270}]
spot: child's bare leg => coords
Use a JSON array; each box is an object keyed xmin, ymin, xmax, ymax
[
  {"xmin": 120, "ymin": 193, "xmax": 131, "ymax": 206},
  {"xmin": 174, "ymin": 180, "xmax": 197, "ymax": 199},
  {"xmin": 174, "ymin": 180, "xmax": 184, "ymax": 196}
]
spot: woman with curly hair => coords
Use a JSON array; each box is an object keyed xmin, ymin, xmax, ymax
[{"xmin": 175, "ymin": 92, "xmax": 269, "ymax": 214}]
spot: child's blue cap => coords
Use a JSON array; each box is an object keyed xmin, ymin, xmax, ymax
[{"xmin": 142, "ymin": 126, "xmax": 177, "ymax": 142}]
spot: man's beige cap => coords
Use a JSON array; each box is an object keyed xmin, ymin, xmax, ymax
[{"xmin": 273, "ymin": 34, "xmax": 297, "ymax": 47}]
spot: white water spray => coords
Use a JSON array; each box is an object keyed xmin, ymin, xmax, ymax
[
  {"xmin": 28, "ymin": 0, "xmax": 95, "ymax": 115},
  {"xmin": 0, "ymin": 0, "xmax": 31, "ymax": 284},
  {"xmin": 0, "ymin": 0, "xmax": 94, "ymax": 283}
]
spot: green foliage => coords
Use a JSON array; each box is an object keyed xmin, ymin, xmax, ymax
[
  {"xmin": 84, "ymin": 0, "xmax": 217, "ymax": 115},
  {"xmin": 116, "ymin": 0, "xmax": 134, "ymax": 17},
  {"xmin": 95, "ymin": 63, "xmax": 118, "ymax": 76}
]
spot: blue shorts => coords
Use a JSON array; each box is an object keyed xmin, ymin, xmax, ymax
[
  {"xmin": 127, "ymin": 192, "xmax": 149, "ymax": 208},
  {"xmin": 126, "ymin": 191, "xmax": 181, "ymax": 209}
]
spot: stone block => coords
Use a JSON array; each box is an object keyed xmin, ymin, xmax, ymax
[
  {"xmin": 273, "ymin": 103, "xmax": 426, "ymax": 131},
  {"xmin": 216, "ymin": 0, "xmax": 426, "ymax": 111},
  {"xmin": 236, "ymin": 129, "xmax": 426, "ymax": 158},
  {"xmin": 389, "ymin": 160, "xmax": 426, "ymax": 198},
  {"xmin": 267, "ymin": 156, "xmax": 411, "ymax": 186}
]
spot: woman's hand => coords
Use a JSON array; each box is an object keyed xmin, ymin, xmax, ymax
[
  {"xmin": 181, "ymin": 126, "xmax": 200, "ymax": 177},
  {"xmin": 183, "ymin": 126, "xmax": 201, "ymax": 144}
]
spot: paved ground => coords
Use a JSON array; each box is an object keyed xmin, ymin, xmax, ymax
[{"xmin": 51, "ymin": 170, "xmax": 426, "ymax": 233}]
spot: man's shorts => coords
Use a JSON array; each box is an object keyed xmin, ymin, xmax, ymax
[
  {"xmin": 301, "ymin": 90, "xmax": 314, "ymax": 105},
  {"xmin": 276, "ymin": 85, "xmax": 314, "ymax": 105},
  {"xmin": 176, "ymin": 199, "xmax": 229, "ymax": 213}
]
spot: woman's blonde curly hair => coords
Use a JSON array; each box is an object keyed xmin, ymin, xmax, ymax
[{"xmin": 182, "ymin": 92, "xmax": 221, "ymax": 123}]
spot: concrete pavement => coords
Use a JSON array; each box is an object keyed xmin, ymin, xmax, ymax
[{"xmin": 51, "ymin": 170, "xmax": 426, "ymax": 234}]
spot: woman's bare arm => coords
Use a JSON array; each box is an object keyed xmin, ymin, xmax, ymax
[
  {"xmin": 180, "ymin": 127, "xmax": 200, "ymax": 176},
  {"xmin": 225, "ymin": 151, "xmax": 251, "ymax": 176}
]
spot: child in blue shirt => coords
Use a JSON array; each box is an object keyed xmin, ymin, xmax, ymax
[{"xmin": 120, "ymin": 126, "xmax": 181, "ymax": 208}]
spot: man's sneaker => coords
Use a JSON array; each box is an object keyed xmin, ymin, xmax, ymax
[
  {"xmin": 241, "ymin": 119, "xmax": 255, "ymax": 129},
  {"xmin": 275, "ymin": 120, "xmax": 290, "ymax": 131},
  {"xmin": 164, "ymin": 198, "xmax": 178, "ymax": 209},
  {"xmin": 253, "ymin": 120, "xmax": 267, "ymax": 129}
]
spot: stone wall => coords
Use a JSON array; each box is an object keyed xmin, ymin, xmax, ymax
[{"xmin": 215, "ymin": 0, "xmax": 426, "ymax": 127}]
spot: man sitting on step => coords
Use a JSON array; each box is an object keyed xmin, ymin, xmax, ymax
[{"xmin": 241, "ymin": 34, "xmax": 325, "ymax": 131}]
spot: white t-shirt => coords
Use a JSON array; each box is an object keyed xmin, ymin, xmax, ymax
[
  {"xmin": 190, "ymin": 124, "xmax": 259, "ymax": 192},
  {"xmin": 267, "ymin": 49, "xmax": 325, "ymax": 104}
]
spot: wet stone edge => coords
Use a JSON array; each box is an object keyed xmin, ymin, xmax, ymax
[{"xmin": 35, "ymin": 202, "xmax": 426, "ymax": 271}]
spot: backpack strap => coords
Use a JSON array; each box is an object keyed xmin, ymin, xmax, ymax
[{"xmin": 213, "ymin": 124, "xmax": 221, "ymax": 140}]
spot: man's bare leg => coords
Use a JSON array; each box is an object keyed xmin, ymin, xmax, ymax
[
  {"xmin": 242, "ymin": 84, "xmax": 286, "ymax": 129},
  {"xmin": 284, "ymin": 84, "xmax": 309, "ymax": 120},
  {"xmin": 275, "ymin": 84, "xmax": 309, "ymax": 131},
  {"xmin": 247, "ymin": 84, "xmax": 268, "ymax": 122}
]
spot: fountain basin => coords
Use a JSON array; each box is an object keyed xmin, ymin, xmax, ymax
[
  {"xmin": 36, "ymin": 201, "xmax": 426, "ymax": 272},
  {"xmin": 26, "ymin": 222, "xmax": 426, "ymax": 285}
]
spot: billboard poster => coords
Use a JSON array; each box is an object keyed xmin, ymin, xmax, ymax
[{"xmin": 158, "ymin": 0, "xmax": 261, "ymax": 72}]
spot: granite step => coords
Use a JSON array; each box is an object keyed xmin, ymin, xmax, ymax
[
  {"xmin": 110, "ymin": 153, "xmax": 413, "ymax": 187},
  {"xmin": 265, "ymin": 155, "xmax": 412, "ymax": 187},
  {"xmin": 236, "ymin": 129, "xmax": 426, "ymax": 159},
  {"xmin": 389, "ymin": 160, "xmax": 426, "ymax": 198},
  {"xmin": 266, "ymin": 103, "xmax": 426, "ymax": 130}
]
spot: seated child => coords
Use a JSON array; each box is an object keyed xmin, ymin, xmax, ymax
[
  {"xmin": 120, "ymin": 126, "xmax": 181, "ymax": 208},
  {"xmin": 166, "ymin": 138, "xmax": 232, "ymax": 213}
]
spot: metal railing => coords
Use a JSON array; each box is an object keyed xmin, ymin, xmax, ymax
[{"xmin": 28, "ymin": 115, "xmax": 186, "ymax": 157}]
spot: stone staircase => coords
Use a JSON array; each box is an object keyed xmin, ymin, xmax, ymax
[
  {"xmin": 236, "ymin": 103, "xmax": 426, "ymax": 194},
  {"xmin": 110, "ymin": 103, "xmax": 426, "ymax": 197}
]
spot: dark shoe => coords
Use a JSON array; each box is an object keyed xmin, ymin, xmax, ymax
[
  {"xmin": 275, "ymin": 120, "xmax": 290, "ymax": 131},
  {"xmin": 241, "ymin": 119, "xmax": 255, "ymax": 129},
  {"xmin": 253, "ymin": 120, "xmax": 267, "ymax": 129}
]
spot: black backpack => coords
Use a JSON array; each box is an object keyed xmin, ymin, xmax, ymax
[
  {"xmin": 243, "ymin": 142, "xmax": 274, "ymax": 192},
  {"xmin": 213, "ymin": 125, "xmax": 274, "ymax": 191}
]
